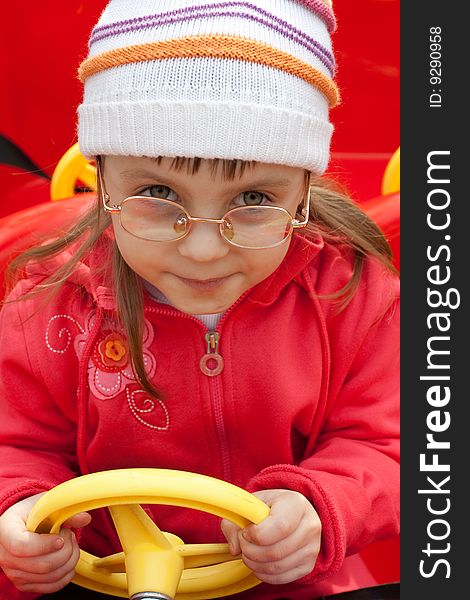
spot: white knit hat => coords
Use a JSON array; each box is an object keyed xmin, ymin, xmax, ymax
[{"xmin": 78, "ymin": 0, "xmax": 339, "ymax": 174}]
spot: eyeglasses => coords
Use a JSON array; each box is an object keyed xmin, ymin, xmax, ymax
[{"xmin": 97, "ymin": 157, "xmax": 311, "ymax": 250}]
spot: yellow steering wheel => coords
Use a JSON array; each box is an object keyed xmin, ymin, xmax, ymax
[{"xmin": 26, "ymin": 469, "xmax": 270, "ymax": 600}]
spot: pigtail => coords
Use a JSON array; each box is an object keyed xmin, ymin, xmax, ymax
[
  {"xmin": 112, "ymin": 245, "xmax": 160, "ymax": 399},
  {"xmin": 305, "ymin": 176, "xmax": 397, "ymax": 309},
  {"xmin": 4, "ymin": 199, "xmax": 110, "ymax": 300}
]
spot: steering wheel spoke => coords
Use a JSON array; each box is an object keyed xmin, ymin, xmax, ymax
[
  {"xmin": 109, "ymin": 504, "xmax": 181, "ymax": 550},
  {"xmin": 176, "ymin": 543, "xmax": 237, "ymax": 569},
  {"xmin": 108, "ymin": 504, "xmax": 184, "ymax": 599},
  {"xmin": 93, "ymin": 552, "xmax": 126, "ymax": 572}
]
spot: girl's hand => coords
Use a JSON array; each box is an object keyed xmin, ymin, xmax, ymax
[
  {"xmin": 0, "ymin": 493, "xmax": 91, "ymax": 594},
  {"xmin": 221, "ymin": 489, "xmax": 321, "ymax": 585}
]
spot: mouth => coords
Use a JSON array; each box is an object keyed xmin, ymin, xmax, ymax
[{"xmin": 176, "ymin": 275, "xmax": 232, "ymax": 290}]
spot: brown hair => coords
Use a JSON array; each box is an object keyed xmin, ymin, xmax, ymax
[{"xmin": 5, "ymin": 157, "xmax": 396, "ymax": 398}]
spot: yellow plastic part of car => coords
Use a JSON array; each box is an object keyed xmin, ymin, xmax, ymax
[
  {"xmin": 381, "ymin": 147, "xmax": 400, "ymax": 195},
  {"xmin": 26, "ymin": 468, "xmax": 270, "ymax": 600},
  {"xmin": 50, "ymin": 143, "xmax": 96, "ymax": 201}
]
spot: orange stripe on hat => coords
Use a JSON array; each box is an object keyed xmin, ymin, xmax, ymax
[{"xmin": 79, "ymin": 34, "xmax": 340, "ymax": 107}]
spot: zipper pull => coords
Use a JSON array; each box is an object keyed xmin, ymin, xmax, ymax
[{"xmin": 199, "ymin": 331, "xmax": 224, "ymax": 376}]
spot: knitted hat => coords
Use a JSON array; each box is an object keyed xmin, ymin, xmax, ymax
[{"xmin": 78, "ymin": 0, "xmax": 339, "ymax": 174}]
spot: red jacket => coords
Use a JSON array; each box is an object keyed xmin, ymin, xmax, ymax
[{"xmin": 0, "ymin": 233, "xmax": 399, "ymax": 599}]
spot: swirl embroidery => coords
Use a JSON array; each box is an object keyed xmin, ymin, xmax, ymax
[
  {"xmin": 126, "ymin": 387, "xmax": 170, "ymax": 431},
  {"xmin": 45, "ymin": 314, "xmax": 85, "ymax": 353}
]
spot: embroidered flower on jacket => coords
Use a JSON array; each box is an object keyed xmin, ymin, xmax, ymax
[
  {"xmin": 94, "ymin": 332, "xmax": 129, "ymax": 371},
  {"xmin": 74, "ymin": 311, "xmax": 157, "ymax": 401}
]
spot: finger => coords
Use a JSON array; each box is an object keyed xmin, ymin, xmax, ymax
[
  {"xmin": 1, "ymin": 515, "xmax": 64, "ymax": 559},
  {"xmin": 240, "ymin": 513, "xmax": 321, "ymax": 564},
  {"xmin": 250, "ymin": 562, "xmax": 315, "ymax": 586},
  {"xmin": 242, "ymin": 540, "xmax": 318, "ymax": 582},
  {"xmin": 62, "ymin": 512, "xmax": 92, "ymax": 529},
  {"xmin": 12, "ymin": 569, "xmax": 76, "ymax": 595},
  {"xmin": 220, "ymin": 519, "xmax": 241, "ymax": 555},
  {"xmin": 242, "ymin": 497, "xmax": 304, "ymax": 547},
  {"xmin": 5, "ymin": 532, "xmax": 80, "ymax": 585},
  {"xmin": 2, "ymin": 529, "xmax": 77, "ymax": 576}
]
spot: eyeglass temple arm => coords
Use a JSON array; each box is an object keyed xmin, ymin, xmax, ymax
[
  {"xmin": 292, "ymin": 172, "xmax": 312, "ymax": 228},
  {"xmin": 96, "ymin": 156, "xmax": 121, "ymax": 213}
]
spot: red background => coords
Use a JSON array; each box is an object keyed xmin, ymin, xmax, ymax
[{"xmin": 0, "ymin": 1, "xmax": 399, "ymax": 181}]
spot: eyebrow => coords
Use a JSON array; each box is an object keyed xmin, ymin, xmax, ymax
[
  {"xmin": 119, "ymin": 169, "xmax": 293, "ymax": 189},
  {"xmin": 243, "ymin": 177, "xmax": 292, "ymax": 189},
  {"xmin": 119, "ymin": 169, "xmax": 177, "ymax": 186}
]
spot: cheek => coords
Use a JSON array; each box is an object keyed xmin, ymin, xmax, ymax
[
  {"xmin": 112, "ymin": 220, "xmax": 132, "ymax": 262},
  {"xmin": 244, "ymin": 244, "xmax": 290, "ymax": 283},
  {"xmin": 112, "ymin": 221, "xmax": 161, "ymax": 274},
  {"xmin": 111, "ymin": 216, "xmax": 122, "ymax": 243}
]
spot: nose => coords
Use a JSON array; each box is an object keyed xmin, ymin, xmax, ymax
[{"xmin": 177, "ymin": 220, "xmax": 230, "ymax": 262}]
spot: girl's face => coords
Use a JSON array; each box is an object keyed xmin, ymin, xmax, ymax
[{"xmin": 104, "ymin": 155, "xmax": 307, "ymax": 315}]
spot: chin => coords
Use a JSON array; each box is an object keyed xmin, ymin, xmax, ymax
[
  {"xmin": 178, "ymin": 300, "xmax": 230, "ymax": 315},
  {"xmin": 171, "ymin": 291, "xmax": 234, "ymax": 315}
]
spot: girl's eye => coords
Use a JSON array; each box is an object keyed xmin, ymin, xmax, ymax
[
  {"xmin": 234, "ymin": 191, "xmax": 269, "ymax": 207},
  {"xmin": 140, "ymin": 185, "xmax": 177, "ymax": 201}
]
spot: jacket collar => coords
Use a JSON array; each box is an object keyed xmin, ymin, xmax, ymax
[{"xmin": 248, "ymin": 232, "xmax": 324, "ymax": 305}]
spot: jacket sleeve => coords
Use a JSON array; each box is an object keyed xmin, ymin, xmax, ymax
[
  {"xmin": 246, "ymin": 255, "xmax": 400, "ymax": 584},
  {"xmin": 0, "ymin": 281, "xmax": 80, "ymax": 516}
]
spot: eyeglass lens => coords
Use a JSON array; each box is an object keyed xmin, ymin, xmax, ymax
[{"xmin": 120, "ymin": 197, "xmax": 293, "ymax": 248}]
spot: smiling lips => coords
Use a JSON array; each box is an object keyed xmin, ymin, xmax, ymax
[{"xmin": 177, "ymin": 275, "xmax": 231, "ymax": 290}]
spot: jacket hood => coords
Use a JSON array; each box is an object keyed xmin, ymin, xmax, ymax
[{"xmin": 248, "ymin": 232, "xmax": 324, "ymax": 305}]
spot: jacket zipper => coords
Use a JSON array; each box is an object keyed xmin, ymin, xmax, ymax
[
  {"xmin": 145, "ymin": 292, "xmax": 249, "ymax": 482},
  {"xmin": 199, "ymin": 331, "xmax": 224, "ymax": 376},
  {"xmin": 199, "ymin": 291, "xmax": 250, "ymax": 482},
  {"xmin": 205, "ymin": 336, "xmax": 231, "ymax": 482}
]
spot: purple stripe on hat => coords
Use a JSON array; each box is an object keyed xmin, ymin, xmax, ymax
[
  {"xmin": 93, "ymin": 1, "xmax": 336, "ymax": 37},
  {"xmin": 297, "ymin": 0, "xmax": 336, "ymax": 32},
  {"xmin": 90, "ymin": 3, "xmax": 335, "ymax": 74}
]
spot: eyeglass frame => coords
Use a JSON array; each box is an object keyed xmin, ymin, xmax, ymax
[{"xmin": 96, "ymin": 155, "xmax": 312, "ymax": 250}]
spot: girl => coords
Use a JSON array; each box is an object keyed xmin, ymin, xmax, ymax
[{"xmin": 0, "ymin": 1, "xmax": 399, "ymax": 599}]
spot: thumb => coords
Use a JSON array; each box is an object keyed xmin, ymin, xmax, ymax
[
  {"xmin": 62, "ymin": 512, "xmax": 92, "ymax": 529},
  {"xmin": 220, "ymin": 519, "xmax": 242, "ymax": 555}
]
